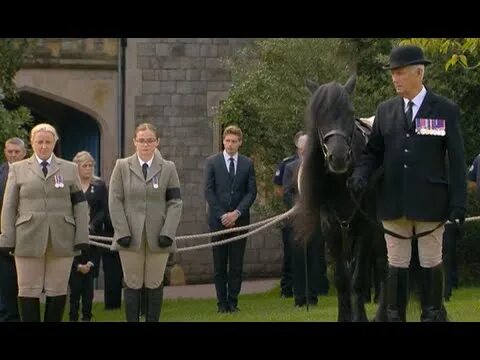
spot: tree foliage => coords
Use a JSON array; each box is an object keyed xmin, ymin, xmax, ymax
[
  {"xmin": 0, "ymin": 38, "xmax": 35, "ymax": 162},
  {"xmin": 216, "ymin": 39, "xmax": 352, "ymax": 213},
  {"xmin": 402, "ymin": 38, "xmax": 480, "ymax": 71}
]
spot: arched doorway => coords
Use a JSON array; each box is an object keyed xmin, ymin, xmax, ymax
[{"xmin": 14, "ymin": 90, "xmax": 102, "ymax": 176}]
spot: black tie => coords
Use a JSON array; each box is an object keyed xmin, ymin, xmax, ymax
[
  {"xmin": 142, "ymin": 163, "xmax": 148, "ymax": 180},
  {"xmin": 229, "ymin": 157, "xmax": 235, "ymax": 177},
  {"xmin": 41, "ymin": 161, "xmax": 48, "ymax": 177},
  {"xmin": 406, "ymin": 100, "xmax": 414, "ymax": 124}
]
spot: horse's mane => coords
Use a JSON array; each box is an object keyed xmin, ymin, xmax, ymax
[{"xmin": 294, "ymin": 78, "xmax": 360, "ymax": 242}]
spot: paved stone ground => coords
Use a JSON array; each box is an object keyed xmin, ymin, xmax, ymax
[{"xmin": 92, "ymin": 278, "xmax": 279, "ymax": 302}]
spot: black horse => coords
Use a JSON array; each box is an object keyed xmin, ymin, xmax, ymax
[{"xmin": 295, "ymin": 74, "xmax": 387, "ymax": 322}]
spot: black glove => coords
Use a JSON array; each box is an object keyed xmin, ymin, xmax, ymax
[
  {"xmin": 74, "ymin": 243, "xmax": 89, "ymax": 252},
  {"xmin": 117, "ymin": 236, "xmax": 132, "ymax": 248},
  {"xmin": 449, "ymin": 207, "xmax": 466, "ymax": 226},
  {"xmin": 158, "ymin": 235, "xmax": 173, "ymax": 248},
  {"xmin": 0, "ymin": 247, "xmax": 14, "ymax": 256},
  {"xmin": 346, "ymin": 175, "xmax": 367, "ymax": 193}
]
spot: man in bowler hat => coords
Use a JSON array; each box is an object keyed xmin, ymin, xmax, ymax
[{"xmin": 347, "ymin": 45, "xmax": 466, "ymax": 321}]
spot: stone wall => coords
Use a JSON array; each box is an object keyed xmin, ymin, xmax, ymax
[{"xmin": 131, "ymin": 38, "xmax": 282, "ymax": 283}]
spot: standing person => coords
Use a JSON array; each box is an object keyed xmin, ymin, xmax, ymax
[
  {"xmin": 205, "ymin": 125, "xmax": 257, "ymax": 313},
  {"xmin": 0, "ymin": 123, "xmax": 89, "ymax": 322},
  {"xmin": 283, "ymin": 134, "xmax": 329, "ymax": 307},
  {"xmin": 0, "ymin": 137, "xmax": 27, "ymax": 322},
  {"xmin": 273, "ymin": 130, "xmax": 306, "ymax": 298},
  {"xmin": 347, "ymin": 45, "xmax": 467, "ymax": 322},
  {"xmin": 109, "ymin": 123, "xmax": 182, "ymax": 322},
  {"xmin": 68, "ymin": 151, "xmax": 107, "ymax": 321}
]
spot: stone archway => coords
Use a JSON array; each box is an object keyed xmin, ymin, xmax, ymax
[{"xmin": 16, "ymin": 87, "xmax": 106, "ymax": 176}]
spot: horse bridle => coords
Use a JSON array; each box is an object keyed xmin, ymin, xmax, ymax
[{"xmin": 317, "ymin": 125, "xmax": 354, "ymax": 163}]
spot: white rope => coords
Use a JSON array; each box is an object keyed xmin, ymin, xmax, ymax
[{"xmin": 87, "ymin": 211, "xmax": 480, "ymax": 253}]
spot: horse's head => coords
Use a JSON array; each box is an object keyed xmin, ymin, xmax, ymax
[{"xmin": 306, "ymin": 74, "xmax": 356, "ymax": 174}]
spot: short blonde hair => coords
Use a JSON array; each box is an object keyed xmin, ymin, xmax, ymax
[
  {"xmin": 72, "ymin": 151, "xmax": 95, "ymax": 166},
  {"xmin": 223, "ymin": 125, "xmax": 243, "ymax": 141},
  {"xmin": 30, "ymin": 123, "xmax": 59, "ymax": 143}
]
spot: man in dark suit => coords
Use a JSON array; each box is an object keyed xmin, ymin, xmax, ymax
[
  {"xmin": 204, "ymin": 125, "xmax": 257, "ymax": 313},
  {"xmin": 0, "ymin": 137, "xmax": 26, "ymax": 322},
  {"xmin": 347, "ymin": 45, "xmax": 467, "ymax": 322}
]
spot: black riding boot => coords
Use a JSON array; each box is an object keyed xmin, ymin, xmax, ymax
[
  {"xmin": 124, "ymin": 288, "xmax": 142, "ymax": 322},
  {"xmin": 44, "ymin": 295, "xmax": 67, "ymax": 322},
  {"xmin": 421, "ymin": 263, "xmax": 448, "ymax": 322},
  {"xmin": 386, "ymin": 266, "xmax": 409, "ymax": 322},
  {"xmin": 145, "ymin": 285, "xmax": 164, "ymax": 322},
  {"xmin": 18, "ymin": 297, "xmax": 41, "ymax": 322}
]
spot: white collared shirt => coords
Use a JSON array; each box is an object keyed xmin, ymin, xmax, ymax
[
  {"xmin": 35, "ymin": 154, "xmax": 53, "ymax": 166},
  {"xmin": 404, "ymin": 85, "xmax": 427, "ymax": 122},
  {"xmin": 137, "ymin": 154, "xmax": 154, "ymax": 168},
  {"xmin": 223, "ymin": 150, "xmax": 238, "ymax": 175}
]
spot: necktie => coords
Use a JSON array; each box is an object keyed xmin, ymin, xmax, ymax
[
  {"xmin": 406, "ymin": 100, "xmax": 414, "ymax": 124},
  {"xmin": 41, "ymin": 161, "xmax": 48, "ymax": 177},
  {"xmin": 229, "ymin": 157, "xmax": 235, "ymax": 177},
  {"xmin": 142, "ymin": 163, "xmax": 148, "ymax": 180}
]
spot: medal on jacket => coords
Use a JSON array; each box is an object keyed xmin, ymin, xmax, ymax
[
  {"xmin": 416, "ymin": 118, "xmax": 446, "ymax": 136},
  {"xmin": 54, "ymin": 175, "xmax": 65, "ymax": 188},
  {"xmin": 90, "ymin": 185, "xmax": 95, "ymax": 193},
  {"xmin": 153, "ymin": 176, "xmax": 159, "ymax": 189}
]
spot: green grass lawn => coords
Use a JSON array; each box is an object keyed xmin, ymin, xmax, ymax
[{"xmin": 79, "ymin": 285, "xmax": 480, "ymax": 322}]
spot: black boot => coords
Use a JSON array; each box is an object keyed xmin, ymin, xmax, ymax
[
  {"xmin": 145, "ymin": 285, "xmax": 164, "ymax": 322},
  {"xmin": 18, "ymin": 297, "xmax": 41, "ymax": 322},
  {"xmin": 44, "ymin": 295, "xmax": 67, "ymax": 322},
  {"xmin": 421, "ymin": 263, "xmax": 448, "ymax": 322},
  {"xmin": 124, "ymin": 288, "xmax": 141, "ymax": 322},
  {"xmin": 386, "ymin": 266, "xmax": 409, "ymax": 322}
]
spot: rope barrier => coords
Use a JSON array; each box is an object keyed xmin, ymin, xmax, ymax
[{"xmin": 87, "ymin": 211, "xmax": 480, "ymax": 252}]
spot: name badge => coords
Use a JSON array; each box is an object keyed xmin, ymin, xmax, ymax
[
  {"xmin": 54, "ymin": 175, "xmax": 65, "ymax": 188},
  {"xmin": 153, "ymin": 176, "xmax": 159, "ymax": 189},
  {"xmin": 415, "ymin": 118, "xmax": 446, "ymax": 136}
]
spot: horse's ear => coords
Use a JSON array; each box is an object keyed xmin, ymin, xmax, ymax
[
  {"xmin": 344, "ymin": 73, "xmax": 357, "ymax": 96},
  {"xmin": 304, "ymin": 79, "xmax": 319, "ymax": 94}
]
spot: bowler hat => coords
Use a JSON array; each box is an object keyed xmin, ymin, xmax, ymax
[{"xmin": 383, "ymin": 45, "xmax": 431, "ymax": 70}]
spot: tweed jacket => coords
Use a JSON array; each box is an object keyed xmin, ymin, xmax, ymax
[
  {"xmin": 0, "ymin": 154, "xmax": 89, "ymax": 257},
  {"xmin": 108, "ymin": 151, "xmax": 183, "ymax": 252}
]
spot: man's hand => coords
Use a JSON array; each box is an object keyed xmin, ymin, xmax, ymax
[
  {"xmin": 77, "ymin": 264, "xmax": 91, "ymax": 274},
  {"xmin": 346, "ymin": 175, "xmax": 367, "ymax": 193},
  {"xmin": 449, "ymin": 207, "xmax": 466, "ymax": 226},
  {"xmin": 158, "ymin": 235, "xmax": 173, "ymax": 248},
  {"xmin": 221, "ymin": 211, "xmax": 240, "ymax": 228},
  {"xmin": 117, "ymin": 236, "xmax": 132, "ymax": 248}
]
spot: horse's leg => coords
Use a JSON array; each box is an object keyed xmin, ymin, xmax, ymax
[
  {"xmin": 327, "ymin": 229, "xmax": 351, "ymax": 322},
  {"xmin": 351, "ymin": 231, "xmax": 369, "ymax": 322},
  {"xmin": 372, "ymin": 226, "xmax": 388, "ymax": 322}
]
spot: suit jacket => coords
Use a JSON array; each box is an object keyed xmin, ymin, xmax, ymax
[
  {"xmin": 204, "ymin": 152, "xmax": 257, "ymax": 231},
  {"xmin": 282, "ymin": 158, "xmax": 300, "ymax": 210},
  {"xmin": 0, "ymin": 154, "xmax": 89, "ymax": 257},
  {"xmin": 353, "ymin": 90, "xmax": 467, "ymax": 221},
  {"xmin": 108, "ymin": 151, "xmax": 183, "ymax": 252},
  {"xmin": 0, "ymin": 162, "xmax": 9, "ymax": 229},
  {"xmin": 85, "ymin": 178, "xmax": 108, "ymax": 235}
]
